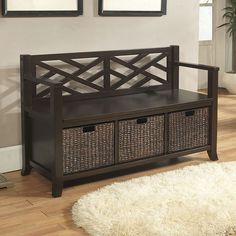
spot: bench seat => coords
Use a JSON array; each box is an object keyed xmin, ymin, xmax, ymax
[{"xmin": 33, "ymin": 89, "xmax": 211, "ymax": 126}]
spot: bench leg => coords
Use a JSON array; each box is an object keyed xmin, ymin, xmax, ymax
[
  {"xmin": 21, "ymin": 164, "xmax": 32, "ymax": 176},
  {"xmin": 21, "ymin": 139, "xmax": 32, "ymax": 176},
  {"xmin": 52, "ymin": 179, "xmax": 63, "ymax": 198},
  {"xmin": 208, "ymin": 92, "xmax": 218, "ymax": 162},
  {"xmin": 207, "ymin": 150, "xmax": 218, "ymax": 161},
  {"xmin": 21, "ymin": 113, "xmax": 32, "ymax": 176}
]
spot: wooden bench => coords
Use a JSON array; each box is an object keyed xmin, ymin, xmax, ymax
[{"xmin": 20, "ymin": 46, "xmax": 219, "ymax": 197}]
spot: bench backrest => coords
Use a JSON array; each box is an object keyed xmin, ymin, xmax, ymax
[{"xmin": 21, "ymin": 45, "xmax": 179, "ymax": 101}]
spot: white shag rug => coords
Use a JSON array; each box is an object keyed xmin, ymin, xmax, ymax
[{"xmin": 72, "ymin": 162, "xmax": 236, "ymax": 236}]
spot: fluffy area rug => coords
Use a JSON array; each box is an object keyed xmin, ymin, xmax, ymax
[{"xmin": 72, "ymin": 162, "xmax": 236, "ymax": 236}]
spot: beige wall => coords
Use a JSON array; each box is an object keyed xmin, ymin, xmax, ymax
[{"xmin": 0, "ymin": 0, "xmax": 199, "ymax": 148}]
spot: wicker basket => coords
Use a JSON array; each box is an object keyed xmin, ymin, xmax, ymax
[
  {"xmin": 118, "ymin": 115, "xmax": 165, "ymax": 163},
  {"xmin": 63, "ymin": 122, "xmax": 114, "ymax": 174},
  {"xmin": 168, "ymin": 107, "xmax": 209, "ymax": 153}
]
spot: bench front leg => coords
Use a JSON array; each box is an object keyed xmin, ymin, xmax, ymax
[
  {"xmin": 207, "ymin": 68, "xmax": 219, "ymax": 161},
  {"xmin": 50, "ymin": 84, "xmax": 64, "ymax": 197},
  {"xmin": 20, "ymin": 55, "xmax": 33, "ymax": 176}
]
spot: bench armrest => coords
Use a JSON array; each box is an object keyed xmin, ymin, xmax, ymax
[
  {"xmin": 175, "ymin": 61, "xmax": 219, "ymax": 72},
  {"xmin": 175, "ymin": 61, "xmax": 219, "ymax": 99},
  {"xmin": 23, "ymin": 76, "xmax": 63, "ymax": 118}
]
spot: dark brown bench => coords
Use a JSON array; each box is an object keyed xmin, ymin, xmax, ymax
[{"xmin": 20, "ymin": 46, "xmax": 219, "ymax": 197}]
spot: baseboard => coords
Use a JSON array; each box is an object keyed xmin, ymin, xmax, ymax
[{"xmin": 0, "ymin": 145, "xmax": 22, "ymax": 173}]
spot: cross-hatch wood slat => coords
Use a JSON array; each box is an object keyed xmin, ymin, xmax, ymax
[
  {"xmin": 32, "ymin": 49, "xmax": 170, "ymax": 98},
  {"xmin": 36, "ymin": 61, "xmax": 104, "ymax": 91},
  {"xmin": 110, "ymin": 54, "xmax": 168, "ymax": 89}
]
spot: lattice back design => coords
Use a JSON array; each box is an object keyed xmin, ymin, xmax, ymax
[
  {"xmin": 34, "ymin": 57, "xmax": 104, "ymax": 98},
  {"xmin": 110, "ymin": 53, "xmax": 168, "ymax": 90},
  {"xmin": 31, "ymin": 47, "xmax": 171, "ymax": 98}
]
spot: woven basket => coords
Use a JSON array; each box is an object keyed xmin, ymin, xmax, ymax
[
  {"xmin": 168, "ymin": 107, "xmax": 209, "ymax": 153},
  {"xmin": 118, "ymin": 115, "xmax": 165, "ymax": 163},
  {"xmin": 63, "ymin": 122, "xmax": 114, "ymax": 174}
]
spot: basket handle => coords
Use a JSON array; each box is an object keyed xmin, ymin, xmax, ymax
[
  {"xmin": 185, "ymin": 110, "xmax": 195, "ymax": 117},
  {"xmin": 83, "ymin": 125, "xmax": 95, "ymax": 133},
  {"xmin": 137, "ymin": 117, "xmax": 148, "ymax": 124}
]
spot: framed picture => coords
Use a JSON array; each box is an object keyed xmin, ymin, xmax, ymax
[
  {"xmin": 99, "ymin": 0, "xmax": 167, "ymax": 16},
  {"xmin": 2, "ymin": 0, "xmax": 83, "ymax": 17}
]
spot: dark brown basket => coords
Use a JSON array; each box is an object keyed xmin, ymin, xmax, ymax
[
  {"xmin": 63, "ymin": 122, "xmax": 114, "ymax": 174},
  {"xmin": 118, "ymin": 115, "xmax": 165, "ymax": 163},
  {"xmin": 168, "ymin": 107, "xmax": 209, "ymax": 153}
]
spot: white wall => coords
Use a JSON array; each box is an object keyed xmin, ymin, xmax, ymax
[
  {"xmin": 198, "ymin": 0, "xmax": 226, "ymax": 89},
  {"xmin": 225, "ymin": 0, "xmax": 233, "ymax": 73},
  {"xmin": 214, "ymin": 0, "xmax": 226, "ymax": 87},
  {"xmin": 0, "ymin": 0, "xmax": 199, "ymax": 151}
]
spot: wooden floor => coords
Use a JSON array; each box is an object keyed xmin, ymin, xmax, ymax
[{"xmin": 1, "ymin": 89, "xmax": 236, "ymax": 236}]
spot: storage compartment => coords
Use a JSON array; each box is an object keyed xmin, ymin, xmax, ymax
[
  {"xmin": 168, "ymin": 107, "xmax": 209, "ymax": 153},
  {"xmin": 63, "ymin": 122, "xmax": 115, "ymax": 174},
  {"xmin": 118, "ymin": 115, "xmax": 165, "ymax": 163}
]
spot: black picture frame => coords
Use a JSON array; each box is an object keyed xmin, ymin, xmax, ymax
[
  {"xmin": 2, "ymin": 0, "xmax": 83, "ymax": 17},
  {"xmin": 99, "ymin": 0, "xmax": 167, "ymax": 17}
]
